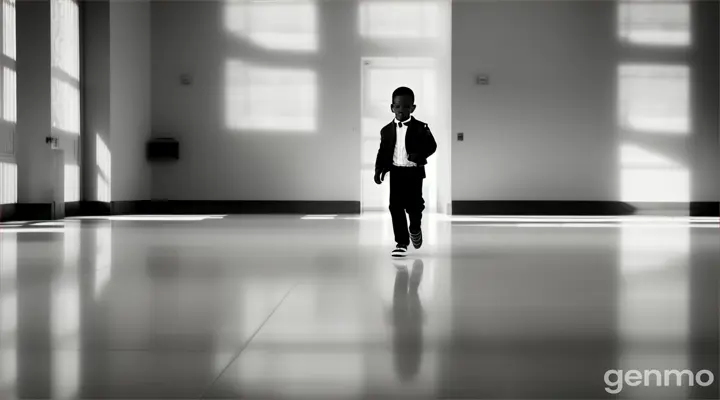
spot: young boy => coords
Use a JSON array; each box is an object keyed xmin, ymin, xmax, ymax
[{"xmin": 374, "ymin": 87, "xmax": 437, "ymax": 257}]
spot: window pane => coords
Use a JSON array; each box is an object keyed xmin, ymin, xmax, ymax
[
  {"xmin": 3, "ymin": 67, "xmax": 16, "ymax": 123},
  {"xmin": 3, "ymin": 0, "xmax": 16, "ymax": 61},
  {"xmin": 64, "ymin": 163, "xmax": 79, "ymax": 202},
  {"xmin": 51, "ymin": 0, "xmax": 80, "ymax": 79},
  {"xmin": 0, "ymin": 161, "xmax": 17, "ymax": 204},
  {"xmin": 619, "ymin": 0, "xmax": 690, "ymax": 46}
]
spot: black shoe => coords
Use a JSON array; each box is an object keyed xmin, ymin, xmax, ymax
[
  {"xmin": 410, "ymin": 228, "xmax": 423, "ymax": 249},
  {"xmin": 392, "ymin": 244, "xmax": 408, "ymax": 257}
]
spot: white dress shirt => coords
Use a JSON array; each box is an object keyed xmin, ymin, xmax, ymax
[{"xmin": 393, "ymin": 117, "xmax": 417, "ymax": 167}]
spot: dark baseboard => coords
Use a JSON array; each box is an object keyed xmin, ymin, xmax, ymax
[
  {"xmin": 65, "ymin": 201, "xmax": 111, "ymax": 217},
  {"xmin": 690, "ymin": 202, "xmax": 719, "ymax": 217},
  {"xmin": 452, "ymin": 201, "xmax": 720, "ymax": 216},
  {"xmin": 0, "ymin": 203, "xmax": 54, "ymax": 222},
  {"xmin": 4, "ymin": 200, "xmax": 716, "ymax": 221},
  {"xmin": 452, "ymin": 201, "xmax": 637, "ymax": 216},
  {"xmin": 5, "ymin": 200, "xmax": 359, "ymax": 221},
  {"xmin": 65, "ymin": 200, "xmax": 361, "ymax": 216},
  {"xmin": 128, "ymin": 200, "xmax": 361, "ymax": 215},
  {"xmin": 630, "ymin": 202, "xmax": 720, "ymax": 216},
  {"xmin": 0, "ymin": 203, "xmax": 17, "ymax": 221}
]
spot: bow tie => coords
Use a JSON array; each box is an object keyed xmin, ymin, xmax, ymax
[{"xmin": 397, "ymin": 122, "xmax": 408, "ymax": 128}]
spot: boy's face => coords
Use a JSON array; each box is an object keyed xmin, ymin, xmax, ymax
[{"xmin": 391, "ymin": 96, "xmax": 416, "ymax": 122}]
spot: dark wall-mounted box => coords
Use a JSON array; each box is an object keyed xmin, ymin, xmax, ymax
[{"xmin": 147, "ymin": 138, "xmax": 179, "ymax": 161}]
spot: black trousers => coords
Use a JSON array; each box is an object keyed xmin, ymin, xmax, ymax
[{"xmin": 389, "ymin": 166, "xmax": 425, "ymax": 246}]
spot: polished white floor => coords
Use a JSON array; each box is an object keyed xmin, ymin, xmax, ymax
[{"xmin": 0, "ymin": 212, "xmax": 717, "ymax": 399}]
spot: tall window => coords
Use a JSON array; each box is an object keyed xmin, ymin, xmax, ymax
[
  {"xmin": 0, "ymin": 0, "xmax": 16, "ymax": 205},
  {"xmin": 51, "ymin": 0, "xmax": 80, "ymax": 202},
  {"xmin": 51, "ymin": 0, "xmax": 80, "ymax": 134},
  {"xmin": 2, "ymin": 0, "xmax": 15, "ymax": 125}
]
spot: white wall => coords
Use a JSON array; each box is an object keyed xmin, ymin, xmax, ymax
[
  {"xmin": 452, "ymin": 0, "xmax": 718, "ymax": 205},
  {"xmin": 452, "ymin": 1, "xmax": 618, "ymax": 201},
  {"xmin": 83, "ymin": 0, "xmax": 151, "ymax": 204},
  {"xmin": 151, "ymin": 0, "xmax": 360, "ymax": 201},
  {"xmin": 690, "ymin": 0, "xmax": 720, "ymax": 203},
  {"xmin": 150, "ymin": 0, "xmax": 452, "ymax": 205},
  {"xmin": 16, "ymin": 0, "xmax": 55, "ymax": 204},
  {"xmin": 81, "ymin": 0, "xmax": 109, "ymax": 203},
  {"xmin": 151, "ymin": 0, "xmax": 714, "ymax": 207},
  {"xmin": 109, "ymin": 0, "xmax": 151, "ymax": 202}
]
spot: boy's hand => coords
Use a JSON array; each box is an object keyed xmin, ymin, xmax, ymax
[
  {"xmin": 407, "ymin": 153, "xmax": 422, "ymax": 165},
  {"xmin": 374, "ymin": 169, "xmax": 387, "ymax": 184}
]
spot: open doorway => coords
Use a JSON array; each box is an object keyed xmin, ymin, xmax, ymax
[{"xmin": 360, "ymin": 57, "xmax": 442, "ymax": 213}]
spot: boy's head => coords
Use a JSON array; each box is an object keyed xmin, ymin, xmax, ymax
[{"xmin": 391, "ymin": 86, "xmax": 416, "ymax": 122}]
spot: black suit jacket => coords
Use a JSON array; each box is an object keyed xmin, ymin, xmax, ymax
[{"xmin": 375, "ymin": 117, "xmax": 437, "ymax": 179}]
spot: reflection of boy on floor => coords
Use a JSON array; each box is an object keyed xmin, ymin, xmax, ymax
[
  {"xmin": 391, "ymin": 258, "xmax": 425, "ymax": 381},
  {"xmin": 374, "ymin": 87, "xmax": 437, "ymax": 257}
]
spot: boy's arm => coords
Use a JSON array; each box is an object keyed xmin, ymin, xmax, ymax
[
  {"xmin": 408, "ymin": 124, "xmax": 437, "ymax": 164},
  {"xmin": 374, "ymin": 129, "xmax": 389, "ymax": 183},
  {"xmin": 374, "ymin": 129, "xmax": 386, "ymax": 172},
  {"xmin": 424, "ymin": 124, "xmax": 437, "ymax": 158}
]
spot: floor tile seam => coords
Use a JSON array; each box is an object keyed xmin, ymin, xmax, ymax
[{"xmin": 197, "ymin": 281, "xmax": 300, "ymax": 400}]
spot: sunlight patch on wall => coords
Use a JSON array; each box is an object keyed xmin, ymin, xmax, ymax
[
  {"xmin": 0, "ymin": 161, "xmax": 16, "ymax": 204},
  {"xmin": 618, "ymin": 0, "xmax": 690, "ymax": 47},
  {"xmin": 2, "ymin": 67, "xmax": 15, "ymax": 123},
  {"xmin": 620, "ymin": 144, "xmax": 689, "ymax": 202},
  {"xmin": 225, "ymin": 60, "xmax": 317, "ymax": 132},
  {"xmin": 64, "ymin": 163, "xmax": 79, "ymax": 202},
  {"xmin": 359, "ymin": 1, "xmax": 440, "ymax": 39},
  {"xmin": 366, "ymin": 66, "xmax": 437, "ymax": 120},
  {"xmin": 96, "ymin": 134, "xmax": 111, "ymax": 203},
  {"xmin": 224, "ymin": 0, "xmax": 318, "ymax": 52},
  {"xmin": 51, "ymin": 0, "xmax": 79, "ymax": 80},
  {"xmin": 2, "ymin": 0, "xmax": 15, "ymax": 61},
  {"xmin": 618, "ymin": 64, "xmax": 689, "ymax": 135},
  {"xmin": 51, "ymin": 77, "xmax": 80, "ymax": 135},
  {"xmin": 2, "ymin": 0, "xmax": 16, "ymax": 130}
]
